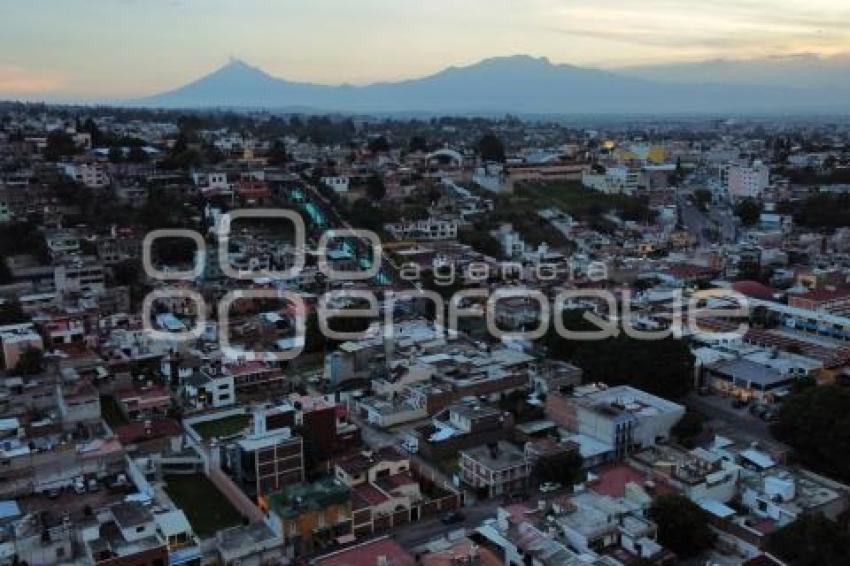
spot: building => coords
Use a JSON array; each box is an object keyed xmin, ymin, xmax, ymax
[
  {"xmin": 223, "ymin": 414, "xmax": 304, "ymax": 500},
  {"xmin": 183, "ymin": 367, "xmax": 236, "ymax": 410},
  {"xmin": 312, "ymin": 535, "xmax": 415, "ymax": 566},
  {"xmin": 56, "ymin": 376, "xmax": 102, "ymax": 427},
  {"xmin": 335, "ymin": 447, "xmax": 421, "ymax": 537},
  {"xmin": 80, "ymin": 502, "xmax": 200, "ymax": 566},
  {"xmin": 413, "ymin": 403, "xmax": 514, "ymax": 460},
  {"xmin": 214, "ymin": 523, "xmax": 285, "ymax": 566},
  {"xmin": 459, "ymin": 441, "xmax": 530, "ymax": 497},
  {"xmin": 61, "ymin": 161, "xmax": 110, "ymax": 188},
  {"xmin": 384, "ymin": 218, "xmax": 458, "ymax": 241},
  {"xmin": 0, "ymin": 323, "xmax": 44, "ymax": 370},
  {"xmin": 702, "ymin": 358, "xmax": 796, "ymax": 403},
  {"xmin": 320, "ymin": 176, "xmax": 350, "ymax": 193},
  {"xmin": 545, "ymin": 385, "xmax": 685, "ymax": 459},
  {"xmin": 115, "ymin": 385, "xmax": 172, "ymax": 421},
  {"xmin": 788, "ymin": 286, "xmax": 850, "ymax": 317},
  {"xmin": 727, "ymin": 161, "xmax": 769, "ymax": 199},
  {"xmin": 582, "ymin": 165, "xmax": 640, "ymax": 195},
  {"xmin": 265, "ymin": 479, "xmax": 352, "ymax": 558}
]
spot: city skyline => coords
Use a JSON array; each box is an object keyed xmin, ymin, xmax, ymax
[{"xmin": 2, "ymin": 0, "xmax": 850, "ymax": 101}]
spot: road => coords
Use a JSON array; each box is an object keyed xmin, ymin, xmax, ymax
[
  {"xmin": 299, "ymin": 178, "xmax": 413, "ymax": 287},
  {"xmin": 684, "ymin": 392, "xmax": 788, "ymax": 451},
  {"xmin": 676, "ymin": 190, "xmax": 738, "ymax": 247}
]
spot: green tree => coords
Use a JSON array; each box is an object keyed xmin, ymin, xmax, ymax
[
  {"xmin": 0, "ymin": 299, "xmax": 28, "ymax": 325},
  {"xmin": 108, "ymin": 146, "xmax": 124, "ymax": 163},
  {"xmin": 267, "ymin": 140, "xmax": 288, "ymax": 165},
  {"xmin": 408, "ymin": 135, "xmax": 428, "ymax": 153},
  {"xmin": 545, "ymin": 310, "xmax": 695, "ymax": 399},
  {"xmin": 766, "ymin": 514, "xmax": 850, "ymax": 566},
  {"xmin": 15, "ymin": 347, "xmax": 44, "ymax": 376},
  {"xmin": 734, "ymin": 198, "xmax": 762, "ymax": 226},
  {"xmin": 477, "ymin": 133, "xmax": 506, "ymax": 162},
  {"xmin": 365, "ymin": 174, "xmax": 386, "ymax": 202},
  {"xmin": 44, "ymin": 130, "xmax": 77, "ymax": 161},
  {"xmin": 367, "ymin": 135, "xmax": 390, "ymax": 153},
  {"xmin": 693, "ymin": 189, "xmax": 713, "ymax": 212},
  {"xmin": 649, "ymin": 494, "xmax": 715, "ymax": 559},
  {"xmin": 127, "ymin": 145, "xmax": 148, "ymax": 163},
  {"xmin": 532, "ymin": 450, "xmax": 583, "ymax": 487},
  {"xmin": 771, "ymin": 385, "xmax": 850, "ymax": 481},
  {"xmin": 672, "ymin": 411, "xmax": 705, "ymax": 448}
]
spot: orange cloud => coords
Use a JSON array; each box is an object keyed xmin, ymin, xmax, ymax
[{"xmin": 0, "ymin": 65, "xmax": 63, "ymax": 94}]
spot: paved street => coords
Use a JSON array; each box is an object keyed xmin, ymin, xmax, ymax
[{"xmin": 684, "ymin": 392, "xmax": 788, "ymax": 451}]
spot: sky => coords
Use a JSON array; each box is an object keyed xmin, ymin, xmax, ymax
[{"xmin": 2, "ymin": 0, "xmax": 850, "ymax": 100}]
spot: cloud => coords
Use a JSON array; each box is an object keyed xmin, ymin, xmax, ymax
[
  {"xmin": 541, "ymin": 0, "xmax": 850, "ymax": 63},
  {"xmin": 0, "ymin": 65, "xmax": 63, "ymax": 94}
]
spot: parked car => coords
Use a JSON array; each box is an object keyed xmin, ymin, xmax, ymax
[
  {"xmin": 441, "ymin": 511, "xmax": 465, "ymax": 525},
  {"xmin": 539, "ymin": 482, "xmax": 562, "ymax": 493}
]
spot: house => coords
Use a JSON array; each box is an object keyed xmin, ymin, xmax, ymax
[
  {"xmin": 264, "ymin": 479, "xmax": 352, "ymax": 558},
  {"xmin": 335, "ymin": 447, "xmax": 421, "ymax": 537},
  {"xmin": 412, "ymin": 403, "xmax": 513, "ymax": 460},
  {"xmin": 459, "ymin": 441, "xmax": 530, "ymax": 497},
  {"xmin": 0, "ymin": 324, "xmax": 43, "ymax": 370},
  {"xmin": 788, "ymin": 286, "xmax": 850, "ymax": 317},
  {"xmin": 312, "ymin": 536, "xmax": 415, "ymax": 566},
  {"xmin": 214, "ymin": 523, "xmax": 285, "ymax": 566},
  {"xmin": 115, "ymin": 385, "xmax": 172, "ymax": 421}
]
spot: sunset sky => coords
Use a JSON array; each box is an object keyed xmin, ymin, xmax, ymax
[{"xmin": 2, "ymin": 0, "xmax": 849, "ymax": 100}]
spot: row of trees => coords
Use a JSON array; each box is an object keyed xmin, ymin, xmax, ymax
[{"xmin": 545, "ymin": 310, "xmax": 696, "ymax": 400}]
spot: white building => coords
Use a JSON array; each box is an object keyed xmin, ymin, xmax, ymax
[
  {"xmin": 384, "ymin": 218, "xmax": 458, "ymax": 241},
  {"xmin": 60, "ymin": 162, "xmax": 109, "ymax": 188},
  {"xmin": 320, "ymin": 176, "xmax": 350, "ymax": 194},
  {"xmin": 727, "ymin": 161, "xmax": 769, "ymax": 199},
  {"xmin": 582, "ymin": 166, "xmax": 640, "ymax": 195},
  {"xmin": 565, "ymin": 385, "xmax": 685, "ymax": 458}
]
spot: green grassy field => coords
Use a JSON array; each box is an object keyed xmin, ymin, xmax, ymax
[
  {"xmin": 191, "ymin": 414, "xmax": 251, "ymax": 440},
  {"xmin": 164, "ymin": 474, "xmax": 244, "ymax": 538}
]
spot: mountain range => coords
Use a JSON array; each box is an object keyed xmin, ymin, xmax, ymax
[{"xmin": 135, "ymin": 54, "xmax": 850, "ymax": 115}]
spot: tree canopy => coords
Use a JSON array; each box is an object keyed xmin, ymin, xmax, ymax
[
  {"xmin": 15, "ymin": 347, "xmax": 44, "ymax": 376},
  {"xmin": 531, "ymin": 449, "xmax": 583, "ymax": 487},
  {"xmin": 734, "ymin": 197, "xmax": 762, "ymax": 226},
  {"xmin": 649, "ymin": 494, "xmax": 715, "ymax": 559},
  {"xmin": 0, "ymin": 299, "xmax": 28, "ymax": 325},
  {"xmin": 477, "ymin": 133, "xmax": 506, "ymax": 162},
  {"xmin": 365, "ymin": 174, "xmax": 387, "ymax": 202},
  {"xmin": 771, "ymin": 385, "xmax": 850, "ymax": 481},
  {"xmin": 545, "ymin": 310, "xmax": 695, "ymax": 399},
  {"xmin": 766, "ymin": 514, "xmax": 850, "ymax": 566}
]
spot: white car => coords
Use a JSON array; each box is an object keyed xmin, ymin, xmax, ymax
[{"xmin": 539, "ymin": 482, "xmax": 562, "ymax": 493}]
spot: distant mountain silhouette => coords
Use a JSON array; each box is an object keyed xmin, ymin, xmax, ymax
[
  {"xmin": 136, "ymin": 54, "xmax": 850, "ymax": 114},
  {"xmin": 619, "ymin": 53, "xmax": 850, "ymax": 91}
]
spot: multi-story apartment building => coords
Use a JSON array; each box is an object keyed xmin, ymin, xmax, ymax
[{"xmin": 459, "ymin": 441, "xmax": 530, "ymax": 497}]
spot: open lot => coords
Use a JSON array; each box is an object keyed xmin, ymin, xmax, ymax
[{"xmin": 164, "ymin": 474, "xmax": 244, "ymax": 537}]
